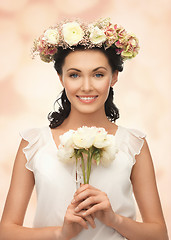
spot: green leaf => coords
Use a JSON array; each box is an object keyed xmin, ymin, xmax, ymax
[
  {"xmin": 93, "ymin": 151, "xmax": 101, "ymax": 166},
  {"xmin": 96, "ymin": 157, "xmax": 100, "ymax": 166}
]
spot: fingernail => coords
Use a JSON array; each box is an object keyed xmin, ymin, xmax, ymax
[{"xmin": 71, "ymin": 198, "xmax": 75, "ymax": 204}]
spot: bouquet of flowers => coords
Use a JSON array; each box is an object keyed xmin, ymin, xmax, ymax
[{"xmin": 57, "ymin": 126, "xmax": 118, "ymax": 187}]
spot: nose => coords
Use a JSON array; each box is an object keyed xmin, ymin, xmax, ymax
[{"xmin": 80, "ymin": 76, "xmax": 93, "ymax": 92}]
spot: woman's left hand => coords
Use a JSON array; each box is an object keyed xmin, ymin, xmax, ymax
[{"xmin": 72, "ymin": 184, "xmax": 116, "ymax": 227}]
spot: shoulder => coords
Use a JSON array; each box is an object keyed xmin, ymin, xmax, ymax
[
  {"xmin": 19, "ymin": 125, "xmax": 49, "ymax": 140},
  {"xmin": 19, "ymin": 126, "xmax": 50, "ymax": 172},
  {"xmin": 118, "ymin": 125, "xmax": 147, "ymax": 165},
  {"xmin": 119, "ymin": 125, "xmax": 146, "ymax": 138}
]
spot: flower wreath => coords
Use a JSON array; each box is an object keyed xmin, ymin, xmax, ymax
[{"xmin": 32, "ymin": 17, "xmax": 140, "ymax": 63}]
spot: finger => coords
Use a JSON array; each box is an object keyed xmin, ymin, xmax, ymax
[
  {"xmin": 91, "ymin": 212, "xmax": 95, "ymax": 220},
  {"xmin": 73, "ymin": 209, "xmax": 96, "ymax": 229},
  {"xmin": 82, "ymin": 203, "xmax": 104, "ymax": 217},
  {"xmin": 67, "ymin": 214, "xmax": 88, "ymax": 229},
  {"xmin": 84, "ymin": 215, "xmax": 96, "ymax": 229},
  {"xmin": 71, "ymin": 198, "xmax": 83, "ymax": 206},
  {"xmin": 74, "ymin": 184, "xmax": 100, "ymax": 197},
  {"xmin": 74, "ymin": 195, "xmax": 103, "ymax": 212},
  {"xmin": 73, "ymin": 189, "xmax": 99, "ymax": 203}
]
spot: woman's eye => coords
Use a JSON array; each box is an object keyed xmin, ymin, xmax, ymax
[
  {"xmin": 95, "ymin": 73, "xmax": 104, "ymax": 78},
  {"xmin": 70, "ymin": 73, "xmax": 79, "ymax": 78}
]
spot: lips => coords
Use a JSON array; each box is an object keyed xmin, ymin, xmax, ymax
[
  {"xmin": 76, "ymin": 95, "xmax": 98, "ymax": 98},
  {"xmin": 76, "ymin": 95, "xmax": 98, "ymax": 103}
]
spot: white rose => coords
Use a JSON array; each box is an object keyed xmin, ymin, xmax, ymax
[
  {"xmin": 72, "ymin": 126, "xmax": 97, "ymax": 149},
  {"xmin": 89, "ymin": 26, "xmax": 106, "ymax": 44},
  {"xmin": 43, "ymin": 29, "xmax": 59, "ymax": 45},
  {"xmin": 62, "ymin": 22, "xmax": 84, "ymax": 46}
]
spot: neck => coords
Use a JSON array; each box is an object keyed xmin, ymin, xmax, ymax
[{"xmin": 62, "ymin": 106, "xmax": 112, "ymax": 130}]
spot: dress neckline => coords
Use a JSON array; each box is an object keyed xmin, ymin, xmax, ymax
[{"xmin": 48, "ymin": 125, "xmax": 121, "ymax": 151}]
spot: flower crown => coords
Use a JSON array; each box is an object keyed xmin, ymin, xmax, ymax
[{"xmin": 32, "ymin": 18, "xmax": 140, "ymax": 63}]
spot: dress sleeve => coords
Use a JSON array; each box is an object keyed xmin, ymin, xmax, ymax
[
  {"xmin": 125, "ymin": 128, "xmax": 146, "ymax": 165},
  {"xmin": 19, "ymin": 128, "xmax": 41, "ymax": 172}
]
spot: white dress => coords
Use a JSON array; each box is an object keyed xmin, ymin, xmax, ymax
[{"xmin": 20, "ymin": 125, "xmax": 146, "ymax": 240}]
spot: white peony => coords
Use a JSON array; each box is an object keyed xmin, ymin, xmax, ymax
[
  {"xmin": 59, "ymin": 129, "xmax": 75, "ymax": 148},
  {"xmin": 57, "ymin": 144, "xmax": 75, "ymax": 164},
  {"xmin": 100, "ymin": 140, "xmax": 118, "ymax": 167},
  {"xmin": 43, "ymin": 29, "xmax": 59, "ymax": 45},
  {"xmin": 62, "ymin": 22, "xmax": 84, "ymax": 46},
  {"xmin": 89, "ymin": 26, "xmax": 106, "ymax": 44},
  {"xmin": 57, "ymin": 129, "xmax": 76, "ymax": 163},
  {"xmin": 100, "ymin": 150, "xmax": 111, "ymax": 167},
  {"xmin": 72, "ymin": 126, "xmax": 97, "ymax": 149},
  {"xmin": 93, "ymin": 128, "xmax": 109, "ymax": 148}
]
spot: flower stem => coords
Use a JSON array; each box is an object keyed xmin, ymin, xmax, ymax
[
  {"xmin": 75, "ymin": 157, "xmax": 79, "ymax": 190},
  {"xmin": 87, "ymin": 151, "xmax": 89, "ymax": 184},
  {"xmin": 87, "ymin": 150, "xmax": 92, "ymax": 184},
  {"xmin": 81, "ymin": 153, "xmax": 86, "ymax": 184}
]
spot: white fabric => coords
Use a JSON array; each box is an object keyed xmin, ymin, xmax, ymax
[{"xmin": 20, "ymin": 125, "xmax": 146, "ymax": 240}]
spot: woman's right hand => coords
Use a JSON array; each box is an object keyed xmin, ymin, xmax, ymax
[{"xmin": 59, "ymin": 200, "xmax": 96, "ymax": 240}]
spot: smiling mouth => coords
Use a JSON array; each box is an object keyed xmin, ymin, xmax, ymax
[
  {"xmin": 76, "ymin": 95, "xmax": 98, "ymax": 103},
  {"xmin": 76, "ymin": 95, "xmax": 98, "ymax": 99}
]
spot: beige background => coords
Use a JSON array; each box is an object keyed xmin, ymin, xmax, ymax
[{"xmin": 0, "ymin": 0, "xmax": 170, "ymax": 237}]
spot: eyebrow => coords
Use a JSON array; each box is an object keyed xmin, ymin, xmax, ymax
[{"xmin": 67, "ymin": 67, "xmax": 107, "ymax": 72}]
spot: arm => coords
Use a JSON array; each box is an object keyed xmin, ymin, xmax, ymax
[
  {"xmin": 0, "ymin": 139, "xmax": 62, "ymax": 240},
  {"xmin": 73, "ymin": 138, "xmax": 169, "ymax": 239},
  {"xmin": 118, "ymin": 137, "xmax": 169, "ymax": 240},
  {"xmin": 0, "ymin": 139, "xmax": 95, "ymax": 240}
]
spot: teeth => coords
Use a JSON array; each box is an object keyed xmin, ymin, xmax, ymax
[{"xmin": 79, "ymin": 97, "xmax": 96, "ymax": 100}]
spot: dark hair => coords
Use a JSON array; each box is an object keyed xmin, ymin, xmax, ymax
[{"xmin": 48, "ymin": 46, "xmax": 124, "ymax": 129}]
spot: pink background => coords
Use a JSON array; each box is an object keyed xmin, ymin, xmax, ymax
[{"xmin": 0, "ymin": 0, "xmax": 170, "ymax": 237}]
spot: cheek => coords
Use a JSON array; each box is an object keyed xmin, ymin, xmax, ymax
[
  {"xmin": 96, "ymin": 79, "xmax": 111, "ymax": 102},
  {"xmin": 63, "ymin": 80, "xmax": 78, "ymax": 98},
  {"xmin": 97, "ymin": 79, "xmax": 111, "ymax": 94}
]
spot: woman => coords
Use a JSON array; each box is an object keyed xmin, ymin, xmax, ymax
[{"xmin": 0, "ymin": 18, "xmax": 168, "ymax": 239}]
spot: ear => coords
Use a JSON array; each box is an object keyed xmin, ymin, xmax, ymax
[{"xmin": 110, "ymin": 70, "xmax": 118, "ymax": 87}]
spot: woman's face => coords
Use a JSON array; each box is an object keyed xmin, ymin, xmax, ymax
[{"xmin": 59, "ymin": 49, "xmax": 118, "ymax": 115}]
